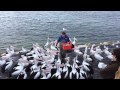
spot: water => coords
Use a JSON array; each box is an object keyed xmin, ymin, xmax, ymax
[{"xmin": 0, "ymin": 11, "xmax": 120, "ymax": 52}]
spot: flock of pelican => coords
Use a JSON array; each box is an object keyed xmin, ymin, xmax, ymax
[{"xmin": 0, "ymin": 37, "xmax": 120, "ymax": 79}]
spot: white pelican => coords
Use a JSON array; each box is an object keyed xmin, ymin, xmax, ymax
[
  {"xmin": 103, "ymin": 47, "xmax": 111, "ymax": 56},
  {"xmin": 0, "ymin": 59, "xmax": 6, "ymax": 67},
  {"xmin": 72, "ymin": 37, "xmax": 77, "ymax": 45},
  {"xmin": 40, "ymin": 70, "xmax": 47, "ymax": 79},
  {"xmin": 98, "ymin": 62, "xmax": 107, "ymax": 69},
  {"xmin": 107, "ymin": 53, "xmax": 113, "ymax": 60},
  {"xmin": 10, "ymin": 62, "xmax": 25, "ymax": 77},
  {"xmin": 95, "ymin": 46, "xmax": 103, "ymax": 54},
  {"xmin": 17, "ymin": 68, "xmax": 27, "ymax": 79},
  {"xmin": 20, "ymin": 47, "xmax": 28, "ymax": 53},
  {"xmin": 50, "ymin": 41, "xmax": 58, "ymax": 51},
  {"xmin": 79, "ymin": 67, "xmax": 87, "ymax": 79},
  {"xmin": 44, "ymin": 37, "xmax": 50, "ymax": 47},
  {"xmin": 30, "ymin": 66, "xmax": 41, "ymax": 79},
  {"xmin": 60, "ymin": 64, "xmax": 68, "ymax": 79},
  {"xmin": 86, "ymin": 55, "xmax": 93, "ymax": 62},
  {"xmin": 69, "ymin": 62, "xmax": 79, "ymax": 79},
  {"xmin": 51, "ymin": 67, "xmax": 62, "ymax": 79},
  {"xmin": 90, "ymin": 44, "xmax": 96, "ymax": 55},
  {"xmin": 94, "ymin": 53, "xmax": 103, "ymax": 61}
]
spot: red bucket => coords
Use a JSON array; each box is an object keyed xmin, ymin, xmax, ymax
[{"xmin": 62, "ymin": 42, "xmax": 72, "ymax": 51}]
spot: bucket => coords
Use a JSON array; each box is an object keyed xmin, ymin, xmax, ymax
[{"xmin": 62, "ymin": 42, "xmax": 72, "ymax": 51}]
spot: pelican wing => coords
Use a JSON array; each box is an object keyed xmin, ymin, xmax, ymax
[
  {"xmin": 5, "ymin": 61, "xmax": 13, "ymax": 70},
  {"xmin": 69, "ymin": 72, "xmax": 72, "ymax": 79},
  {"xmin": 34, "ymin": 71, "xmax": 40, "ymax": 79},
  {"xmin": 46, "ymin": 73, "xmax": 51, "ymax": 79},
  {"xmin": 64, "ymin": 71, "xmax": 68, "ymax": 79}
]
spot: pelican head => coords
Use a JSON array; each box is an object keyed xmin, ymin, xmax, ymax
[{"xmin": 74, "ymin": 37, "xmax": 77, "ymax": 41}]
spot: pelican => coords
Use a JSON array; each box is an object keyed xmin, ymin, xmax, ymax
[
  {"xmin": 83, "ymin": 45, "xmax": 88, "ymax": 59},
  {"xmin": 21, "ymin": 55, "xmax": 27, "ymax": 61},
  {"xmin": 32, "ymin": 53, "xmax": 41, "ymax": 60},
  {"xmin": 42, "ymin": 54, "xmax": 51, "ymax": 61},
  {"xmin": 79, "ymin": 67, "xmax": 87, "ymax": 79},
  {"xmin": 90, "ymin": 45, "xmax": 103, "ymax": 61},
  {"xmin": 56, "ymin": 56, "xmax": 61, "ymax": 65},
  {"xmin": 82, "ymin": 61, "xmax": 91, "ymax": 71},
  {"xmin": 83, "ymin": 45, "xmax": 92, "ymax": 62},
  {"xmin": 116, "ymin": 41, "xmax": 120, "ymax": 44},
  {"xmin": 0, "ymin": 59, "xmax": 6, "ymax": 67},
  {"xmin": 50, "ymin": 65, "xmax": 57, "ymax": 77},
  {"xmin": 73, "ymin": 58, "xmax": 80, "ymax": 73},
  {"xmin": 51, "ymin": 67, "xmax": 61, "ymax": 79},
  {"xmin": 107, "ymin": 53, "xmax": 113, "ymax": 60},
  {"xmin": 35, "ymin": 43, "xmax": 40, "ymax": 48},
  {"xmin": 9, "ymin": 45, "xmax": 15, "ymax": 55},
  {"xmin": 116, "ymin": 45, "xmax": 119, "ymax": 48},
  {"xmin": 9, "ymin": 62, "xmax": 25, "ymax": 78},
  {"xmin": 40, "ymin": 70, "xmax": 47, "ymax": 79},
  {"xmin": 65, "ymin": 58, "xmax": 71, "ymax": 68},
  {"xmin": 44, "ymin": 37, "xmax": 50, "ymax": 47},
  {"xmin": 69, "ymin": 62, "xmax": 79, "ymax": 79},
  {"xmin": 74, "ymin": 49, "xmax": 83, "ymax": 55},
  {"xmin": 112, "ymin": 43, "xmax": 115, "ymax": 46},
  {"xmin": 69, "ymin": 38, "xmax": 72, "ymax": 42},
  {"xmin": 95, "ymin": 46, "xmax": 103, "ymax": 54},
  {"xmin": 30, "ymin": 61, "xmax": 39, "ymax": 71},
  {"xmin": 20, "ymin": 47, "xmax": 28, "ymax": 53},
  {"xmin": 72, "ymin": 37, "xmax": 77, "ymax": 45},
  {"xmin": 30, "ymin": 66, "xmax": 41, "ymax": 79},
  {"xmin": 17, "ymin": 68, "xmax": 27, "ymax": 79},
  {"xmin": 45, "ymin": 69, "xmax": 52, "ymax": 79},
  {"xmin": 86, "ymin": 55, "xmax": 93, "ymax": 62},
  {"xmin": 4, "ymin": 59, "xmax": 13, "ymax": 70},
  {"xmin": 75, "ymin": 55, "xmax": 81, "ymax": 66},
  {"xmin": 1, "ymin": 53, "xmax": 13, "ymax": 60},
  {"xmin": 61, "ymin": 64, "xmax": 69, "ymax": 79},
  {"xmin": 50, "ymin": 41, "xmax": 57, "ymax": 51},
  {"xmin": 6, "ymin": 48, "xmax": 11, "ymax": 54},
  {"xmin": 47, "ymin": 54, "xmax": 55, "ymax": 64},
  {"xmin": 90, "ymin": 44, "xmax": 96, "ymax": 55},
  {"xmin": 1, "ymin": 59, "xmax": 13, "ymax": 73},
  {"xmin": 41, "ymin": 62, "xmax": 47, "ymax": 69},
  {"xmin": 103, "ymin": 47, "xmax": 111, "ymax": 56},
  {"xmin": 98, "ymin": 62, "xmax": 107, "ymax": 69},
  {"xmin": 94, "ymin": 53, "xmax": 103, "ymax": 61}
]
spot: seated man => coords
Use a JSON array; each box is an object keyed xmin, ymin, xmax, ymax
[{"xmin": 56, "ymin": 31, "xmax": 71, "ymax": 64}]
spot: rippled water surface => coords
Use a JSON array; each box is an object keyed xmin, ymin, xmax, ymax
[{"xmin": 0, "ymin": 11, "xmax": 120, "ymax": 52}]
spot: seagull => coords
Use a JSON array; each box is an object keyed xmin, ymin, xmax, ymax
[{"xmin": 63, "ymin": 28, "xmax": 67, "ymax": 31}]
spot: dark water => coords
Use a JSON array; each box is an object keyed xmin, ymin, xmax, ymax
[{"xmin": 0, "ymin": 11, "xmax": 120, "ymax": 52}]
